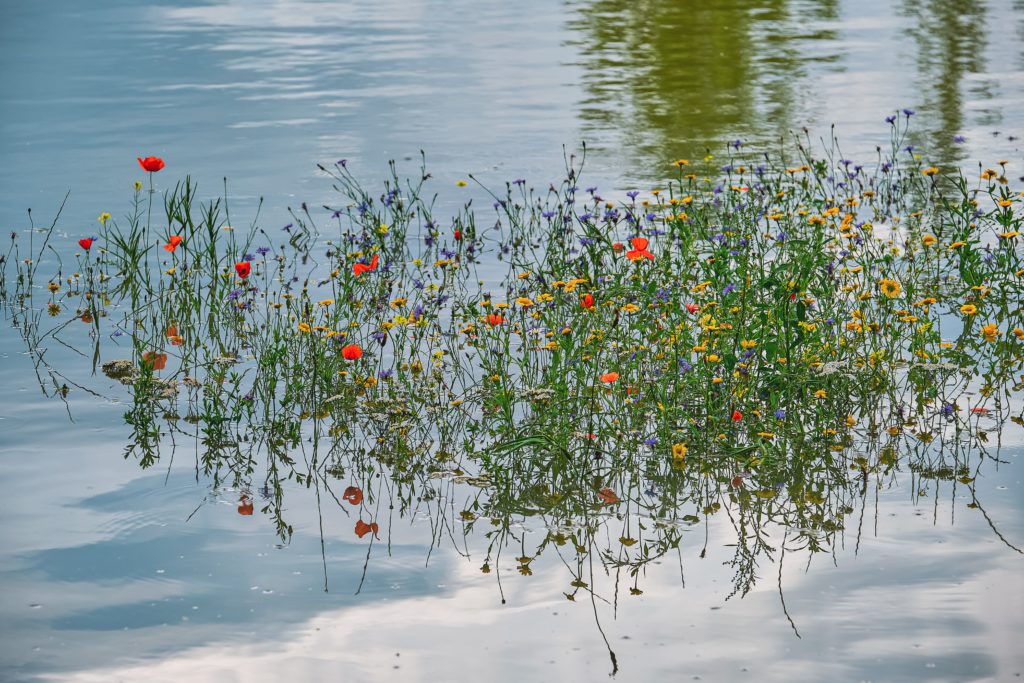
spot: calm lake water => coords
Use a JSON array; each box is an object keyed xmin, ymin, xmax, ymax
[{"xmin": 2, "ymin": 1, "xmax": 1023, "ymax": 681}]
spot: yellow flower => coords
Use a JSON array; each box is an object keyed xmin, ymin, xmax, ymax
[
  {"xmin": 814, "ymin": 389, "xmax": 827, "ymax": 399},
  {"xmin": 981, "ymin": 323, "xmax": 999, "ymax": 343},
  {"xmin": 456, "ymin": 180, "xmax": 468, "ymax": 187},
  {"xmin": 133, "ymin": 180, "xmax": 144, "ymax": 191},
  {"xmin": 165, "ymin": 267, "xmax": 176, "ymax": 275},
  {"xmin": 740, "ymin": 339, "xmax": 757, "ymax": 349},
  {"xmin": 921, "ymin": 234, "xmax": 937, "ymax": 246},
  {"xmin": 879, "ymin": 278, "xmax": 902, "ymax": 298},
  {"xmin": 671, "ymin": 443, "xmax": 687, "ymax": 460},
  {"xmin": 318, "ymin": 299, "xmax": 334, "ymax": 307},
  {"xmin": 98, "ymin": 212, "xmax": 111, "ymax": 225},
  {"xmin": 378, "ymin": 223, "xmax": 389, "ymax": 235},
  {"xmin": 47, "ymin": 282, "xmax": 60, "ymax": 293},
  {"xmin": 298, "ymin": 322, "xmax": 311, "ymax": 333},
  {"xmin": 948, "ymin": 241, "xmax": 966, "ymax": 250},
  {"xmin": 705, "ymin": 353, "xmax": 720, "ymax": 363},
  {"xmin": 959, "ymin": 304, "xmax": 977, "ymax": 315},
  {"xmin": 515, "ymin": 297, "xmax": 534, "ymax": 308},
  {"xmin": 620, "ymin": 303, "xmax": 640, "ymax": 313},
  {"xmin": 922, "ymin": 167, "xmax": 939, "ymax": 176},
  {"xmin": 998, "ymin": 231, "xmax": 1020, "ymax": 239}
]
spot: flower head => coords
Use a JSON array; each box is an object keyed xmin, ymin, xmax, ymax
[
  {"xmin": 164, "ymin": 235, "xmax": 183, "ymax": 252},
  {"xmin": 234, "ymin": 261, "xmax": 251, "ymax": 279},
  {"xmin": 353, "ymin": 253, "xmax": 379, "ymax": 276},
  {"xmin": 625, "ymin": 236, "xmax": 654, "ymax": 261},
  {"xmin": 342, "ymin": 343, "xmax": 363, "ymax": 361},
  {"xmin": 879, "ymin": 278, "xmax": 901, "ymax": 298},
  {"xmin": 137, "ymin": 156, "xmax": 165, "ymax": 172}
]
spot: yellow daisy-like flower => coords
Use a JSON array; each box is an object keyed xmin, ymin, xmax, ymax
[
  {"xmin": 948, "ymin": 241, "xmax": 967, "ymax": 250},
  {"xmin": 515, "ymin": 297, "xmax": 534, "ymax": 308},
  {"xmin": 133, "ymin": 180, "xmax": 144, "ymax": 191},
  {"xmin": 740, "ymin": 339, "xmax": 757, "ymax": 349},
  {"xmin": 980, "ymin": 323, "xmax": 999, "ymax": 343},
  {"xmin": 298, "ymin": 322, "xmax": 311, "ymax": 333},
  {"xmin": 921, "ymin": 234, "xmax": 937, "ymax": 246},
  {"xmin": 879, "ymin": 278, "xmax": 902, "ymax": 298},
  {"xmin": 47, "ymin": 282, "xmax": 60, "ymax": 293},
  {"xmin": 671, "ymin": 443, "xmax": 687, "ymax": 460},
  {"xmin": 98, "ymin": 212, "xmax": 111, "ymax": 225},
  {"xmin": 318, "ymin": 299, "xmax": 334, "ymax": 307},
  {"xmin": 814, "ymin": 389, "xmax": 827, "ymax": 399},
  {"xmin": 959, "ymin": 304, "xmax": 977, "ymax": 315},
  {"xmin": 922, "ymin": 167, "xmax": 939, "ymax": 176}
]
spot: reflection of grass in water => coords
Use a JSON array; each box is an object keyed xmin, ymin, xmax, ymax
[{"xmin": 2, "ymin": 120, "xmax": 1023, "ymax": 620}]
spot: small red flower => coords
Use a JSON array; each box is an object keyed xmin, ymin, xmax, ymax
[
  {"xmin": 142, "ymin": 351, "xmax": 168, "ymax": 371},
  {"xmin": 600, "ymin": 371, "xmax": 619, "ymax": 383},
  {"xmin": 454, "ymin": 230, "xmax": 462, "ymax": 241},
  {"xmin": 137, "ymin": 156, "xmax": 165, "ymax": 172},
  {"xmin": 234, "ymin": 261, "xmax": 251, "ymax": 278},
  {"xmin": 164, "ymin": 235, "xmax": 183, "ymax": 252},
  {"xmin": 612, "ymin": 242, "xmax": 624, "ymax": 252},
  {"xmin": 78, "ymin": 238, "xmax": 93, "ymax": 251},
  {"xmin": 353, "ymin": 253, "xmax": 379, "ymax": 276},
  {"xmin": 685, "ymin": 303, "xmax": 699, "ymax": 314},
  {"xmin": 342, "ymin": 343, "xmax": 363, "ymax": 361},
  {"xmin": 597, "ymin": 487, "xmax": 620, "ymax": 504},
  {"xmin": 581, "ymin": 293, "xmax": 595, "ymax": 309},
  {"xmin": 342, "ymin": 486, "xmax": 363, "ymax": 505},
  {"xmin": 238, "ymin": 494, "xmax": 254, "ymax": 516},
  {"xmin": 487, "ymin": 312, "xmax": 503, "ymax": 326},
  {"xmin": 731, "ymin": 410, "xmax": 743, "ymax": 422},
  {"xmin": 355, "ymin": 519, "xmax": 380, "ymax": 539},
  {"xmin": 625, "ymin": 236, "xmax": 654, "ymax": 261}
]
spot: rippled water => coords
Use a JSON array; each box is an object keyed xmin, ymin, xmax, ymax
[{"xmin": 2, "ymin": 1, "xmax": 1023, "ymax": 681}]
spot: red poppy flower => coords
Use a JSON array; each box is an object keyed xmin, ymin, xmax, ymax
[
  {"xmin": 487, "ymin": 312, "xmax": 503, "ymax": 326},
  {"xmin": 454, "ymin": 230, "xmax": 462, "ymax": 241},
  {"xmin": 137, "ymin": 156, "xmax": 165, "ymax": 172},
  {"xmin": 238, "ymin": 494, "xmax": 254, "ymax": 516},
  {"xmin": 234, "ymin": 261, "xmax": 251, "ymax": 278},
  {"xmin": 353, "ymin": 253, "xmax": 379, "ymax": 276},
  {"xmin": 342, "ymin": 486, "xmax": 363, "ymax": 505},
  {"xmin": 600, "ymin": 371, "xmax": 619, "ymax": 383},
  {"xmin": 79, "ymin": 238, "xmax": 93, "ymax": 251},
  {"xmin": 355, "ymin": 519, "xmax": 380, "ymax": 539},
  {"xmin": 685, "ymin": 303, "xmax": 699, "ymax": 314},
  {"xmin": 731, "ymin": 409, "xmax": 743, "ymax": 422},
  {"xmin": 164, "ymin": 235, "xmax": 183, "ymax": 252},
  {"xmin": 612, "ymin": 242, "xmax": 624, "ymax": 252},
  {"xmin": 142, "ymin": 351, "xmax": 168, "ymax": 370},
  {"xmin": 341, "ymin": 343, "xmax": 363, "ymax": 361},
  {"xmin": 625, "ymin": 236, "xmax": 654, "ymax": 261},
  {"xmin": 581, "ymin": 293, "xmax": 594, "ymax": 309},
  {"xmin": 165, "ymin": 324, "xmax": 178, "ymax": 338}
]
